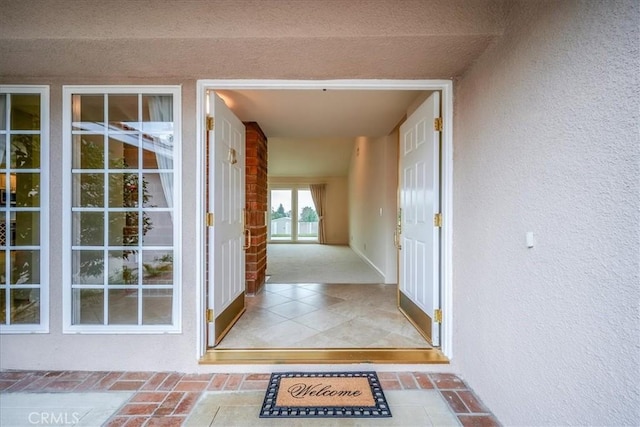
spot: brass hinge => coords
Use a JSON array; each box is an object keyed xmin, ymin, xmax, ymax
[
  {"xmin": 434, "ymin": 213, "xmax": 442, "ymax": 227},
  {"xmin": 206, "ymin": 212, "xmax": 214, "ymax": 227},
  {"xmin": 434, "ymin": 309, "xmax": 443, "ymax": 323},
  {"xmin": 434, "ymin": 117, "xmax": 443, "ymax": 132},
  {"xmin": 206, "ymin": 309, "xmax": 214, "ymax": 322},
  {"xmin": 206, "ymin": 115, "xmax": 214, "ymax": 131}
]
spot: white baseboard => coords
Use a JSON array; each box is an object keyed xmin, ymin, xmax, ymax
[{"xmin": 349, "ymin": 244, "xmax": 387, "ymax": 283}]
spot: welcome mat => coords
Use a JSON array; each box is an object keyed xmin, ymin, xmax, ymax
[{"xmin": 259, "ymin": 371, "xmax": 392, "ymax": 418}]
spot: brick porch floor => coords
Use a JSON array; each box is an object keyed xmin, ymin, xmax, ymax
[{"xmin": 0, "ymin": 370, "xmax": 500, "ymax": 426}]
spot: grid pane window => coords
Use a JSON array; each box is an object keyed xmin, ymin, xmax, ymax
[
  {"xmin": 0, "ymin": 87, "xmax": 48, "ymax": 332},
  {"xmin": 68, "ymin": 89, "xmax": 179, "ymax": 330}
]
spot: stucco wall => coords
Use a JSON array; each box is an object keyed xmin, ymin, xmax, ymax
[
  {"xmin": 348, "ymin": 133, "xmax": 399, "ymax": 283},
  {"xmin": 453, "ymin": 1, "xmax": 639, "ymax": 425}
]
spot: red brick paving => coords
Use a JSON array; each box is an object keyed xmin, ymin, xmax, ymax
[
  {"xmin": 0, "ymin": 370, "xmax": 500, "ymax": 426},
  {"xmin": 459, "ymin": 389, "xmax": 489, "ymax": 413},
  {"xmin": 141, "ymin": 373, "xmax": 170, "ymax": 391},
  {"xmin": 441, "ymin": 390, "xmax": 470, "ymax": 413},
  {"xmin": 397, "ymin": 372, "xmax": 418, "ymax": 389},
  {"xmin": 173, "ymin": 392, "xmax": 200, "ymax": 415},
  {"xmin": 459, "ymin": 414, "xmax": 502, "ymax": 427},
  {"xmin": 431, "ymin": 372, "xmax": 468, "ymax": 389},
  {"xmin": 412, "ymin": 371, "xmax": 435, "ymax": 389},
  {"xmin": 110, "ymin": 381, "xmax": 148, "ymax": 391},
  {"xmin": 207, "ymin": 373, "xmax": 229, "ymax": 390}
]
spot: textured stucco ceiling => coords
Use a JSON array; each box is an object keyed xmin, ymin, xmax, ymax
[
  {"xmin": 0, "ymin": 0, "xmax": 506, "ymax": 79},
  {"xmin": 0, "ymin": 0, "xmax": 506, "ymax": 177}
]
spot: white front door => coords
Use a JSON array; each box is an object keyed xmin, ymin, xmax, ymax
[
  {"xmin": 206, "ymin": 91, "xmax": 246, "ymax": 347},
  {"xmin": 398, "ymin": 92, "xmax": 442, "ymax": 346}
]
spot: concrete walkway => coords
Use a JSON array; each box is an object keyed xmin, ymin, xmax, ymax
[{"xmin": 0, "ymin": 371, "xmax": 500, "ymax": 426}]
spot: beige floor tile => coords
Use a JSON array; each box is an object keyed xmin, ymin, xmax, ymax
[
  {"xmin": 229, "ymin": 309, "xmax": 289, "ymax": 333},
  {"xmin": 326, "ymin": 300, "xmax": 384, "ymax": 320},
  {"xmin": 293, "ymin": 309, "xmax": 352, "ymax": 332},
  {"xmin": 270, "ymin": 287, "xmax": 320, "ymax": 299},
  {"xmin": 323, "ymin": 318, "xmax": 392, "ymax": 347},
  {"xmin": 297, "ymin": 293, "xmax": 346, "ymax": 308},
  {"xmin": 247, "ymin": 292, "xmax": 293, "ymax": 309},
  {"xmin": 218, "ymin": 328, "xmax": 272, "ymax": 348},
  {"xmin": 366, "ymin": 332, "xmax": 430, "ymax": 348},
  {"xmin": 294, "ymin": 332, "xmax": 355, "ymax": 348},
  {"xmin": 225, "ymin": 283, "xmax": 430, "ymax": 349},
  {"xmin": 267, "ymin": 301, "xmax": 318, "ymax": 319},
  {"xmin": 254, "ymin": 320, "xmax": 321, "ymax": 347}
]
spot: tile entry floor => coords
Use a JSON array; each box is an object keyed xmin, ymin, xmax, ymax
[
  {"xmin": 218, "ymin": 283, "xmax": 431, "ymax": 349},
  {"xmin": 0, "ymin": 371, "xmax": 501, "ymax": 426}
]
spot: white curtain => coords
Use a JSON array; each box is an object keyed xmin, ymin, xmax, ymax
[
  {"xmin": 310, "ymin": 184, "xmax": 326, "ymax": 244},
  {"xmin": 147, "ymin": 96, "xmax": 173, "ymax": 221}
]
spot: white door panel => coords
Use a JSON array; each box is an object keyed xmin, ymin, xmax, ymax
[
  {"xmin": 398, "ymin": 91, "xmax": 441, "ymax": 346},
  {"xmin": 207, "ymin": 92, "xmax": 246, "ymax": 347}
]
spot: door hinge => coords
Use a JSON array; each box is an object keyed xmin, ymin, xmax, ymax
[
  {"xmin": 434, "ymin": 309, "xmax": 443, "ymax": 323},
  {"xmin": 434, "ymin": 117, "xmax": 443, "ymax": 132},
  {"xmin": 206, "ymin": 309, "xmax": 214, "ymax": 323},
  {"xmin": 434, "ymin": 213, "xmax": 442, "ymax": 227},
  {"xmin": 206, "ymin": 115, "xmax": 215, "ymax": 131},
  {"xmin": 206, "ymin": 212, "xmax": 214, "ymax": 227}
]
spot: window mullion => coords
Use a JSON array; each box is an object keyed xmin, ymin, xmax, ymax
[
  {"xmin": 137, "ymin": 94, "xmax": 143, "ymax": 325},
  {"xmin": 293, "ymin": 188, "xmax": 298, "ymax": 242},
  {"xmin": 103, "ymin": 93, "xmax": 109, "ymax": 326},
  {"xmin": 3, "ymin": 94, "xmax": 10, "ymax": 326}
]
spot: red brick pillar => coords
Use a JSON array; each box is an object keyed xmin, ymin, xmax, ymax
[{"xmin": 244, "ymin": 122, "xmax": 268, "ymax": 295}]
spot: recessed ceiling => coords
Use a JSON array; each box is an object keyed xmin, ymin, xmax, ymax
[
  {"xmin": 214, "ymin": 89, "xmax": 428, "ymax": 177},
  {"xmin": 216, "ymin": 89, "xmax": 424, "ymax": 139}
]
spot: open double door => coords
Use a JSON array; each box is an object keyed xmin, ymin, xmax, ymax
[
  {"xmin": 204, "ymin": 89, "xmax": 442, "ymax": 349},
  {"xmin": 205, "ymin": 92, "xmax": 247, "ymax": 347}
]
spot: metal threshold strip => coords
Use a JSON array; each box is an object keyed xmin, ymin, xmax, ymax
[{"xmin": 199, "ymin": 348, "xmax": 449, "ymax": 364}]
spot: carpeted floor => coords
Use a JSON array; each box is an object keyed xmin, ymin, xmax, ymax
[{"xmin": 266, "ymin": 244, "xmax": 384, "ymax": 284}]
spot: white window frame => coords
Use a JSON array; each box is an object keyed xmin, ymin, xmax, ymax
[
  {"xmin": 0, "ymin": 85, "xmax": 50, "ymax": 334},
  {"xmin": 268, "ymin": 184, "xmax": 318, "ymax": 243},
  {"xmin": 62, "ymin": 85, "xmax": 182, "ymax": 334}
]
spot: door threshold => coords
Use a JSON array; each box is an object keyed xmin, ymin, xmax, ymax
[{"xmin": 199, "ymin": 348, "xmax": 449, "ymax": 364}]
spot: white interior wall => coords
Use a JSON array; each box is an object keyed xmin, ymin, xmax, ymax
[
  {"xmin": 453, "ymin": 1, "xmax": 639, "ymax": 425},
  {"xmin": 348, "ymin": 132, "xmax": 399, "ymax": 283},
  {"xmin": 268, "ymin": 176, "xmax": 349, "ymax": 245}
]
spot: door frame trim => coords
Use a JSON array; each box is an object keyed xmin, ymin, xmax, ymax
[{"xmin": 195, "ymin": 79, "xmax": 453, "ymax": 361}]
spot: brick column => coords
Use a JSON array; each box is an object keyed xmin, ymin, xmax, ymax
[{"xmin": 244, "ymin": 122, "xmax": 268, "ymax": 295}]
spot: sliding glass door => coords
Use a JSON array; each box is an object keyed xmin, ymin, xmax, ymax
[
  {"xmin": 269, "ymin": 188, "xmax": 318, "ymax": 242},
  {"xmin": 296, "ymin": 189, "xmax": 318, "ymax": 241},
  {"xmin": 269, "ymin": 189, "xmax": 292, "ymax": 241}
]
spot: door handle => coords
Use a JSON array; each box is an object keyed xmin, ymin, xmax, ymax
[{"xmin": 243, "ymin": 228, "xmax": 251, "ymax": 250}]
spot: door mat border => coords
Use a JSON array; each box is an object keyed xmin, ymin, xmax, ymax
[{"xmin": 259, "ymin": 371, "xmax": 392, "ymax": 418}]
